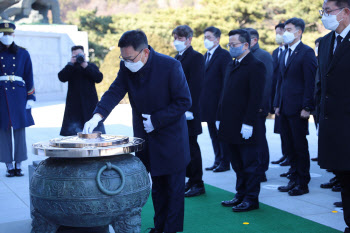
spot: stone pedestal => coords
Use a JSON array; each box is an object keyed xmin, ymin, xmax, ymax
[{"xmin": 14, "ymin": 25, "xmax": 89, "ymax": 102}]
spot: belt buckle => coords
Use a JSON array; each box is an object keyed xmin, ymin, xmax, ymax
[{"xmin": 8, "ymin": 76, "xmax": 15, "ymax": 82}]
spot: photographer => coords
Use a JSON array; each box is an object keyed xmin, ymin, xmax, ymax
[{"xmin": 58, "ymin": 45, "xmax": 105, "ymax": 136}]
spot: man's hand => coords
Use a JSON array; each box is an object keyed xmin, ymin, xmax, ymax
[
  {"xmin": 185, "ymin": 111, "xmax": 194, "ymax": 120},
  {"xmin": 83, "ymin": 114, "xmax": 102, "ymax": 134},
  {"xmin": 240, "ymin": 124, "xmax": 253, "ymax": 140},
  {"xmin": 216, "ymin": 121, "xmax": 220, "ymax": 130},
  {"xmin": 300, "ymin": 109, "xmax": 310, "ymax": 119},
  {"xmin": 26, "ymin": 100, "xmax": 35, "ymax": 109},
  {"xmin": 81, "ymin": 61, "xmax": 88, "ymax": 68},
  {"xmin": 275, "ymin": 107, "xmax": 280, "ymax": 116},
  {"xmin": 142, "ymin": 114, "xmax": 154, "ymax": 133}
]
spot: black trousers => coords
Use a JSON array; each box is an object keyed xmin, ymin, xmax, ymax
[
  {"xmin": 280, "ymin": 114, "xmax": 310, "ymax": 186},
  {"xmin": 207, "ymin": 121, "xmax": 230, "ymax": 167},
  {"xmin": 222, "ymin": 142, "xmax": 261, "ymax": 204},
  {"xmin": 336, "ymin": 171, "xmax": 350, "ymax": 232},
  {"xmin": 151, "ymin": 169, "xmax": 186, "ymax": 232},
  {"xmin": 186, "ymin": 135, "xmax": 203, "ymax": 185},
  {"xmin": 256, "ymin": 116, "xmax": 269, "ymax": 173}
]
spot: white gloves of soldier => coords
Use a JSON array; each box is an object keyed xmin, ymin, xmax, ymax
[
  {"xmin": 216, "ymin": 121, "xmax": 220, "ymax": 130},
  {"xmin": 26, "ymin": 100, "xmax": 35, "ymax": 109},
  {"xmin": 185, "ymin": 111, "xmax": 194, "ymax": 120},
  {"xmin": 241, "ymin": 124, "xmax": 253, "ymax": 139},
  {"xmin": 142, "ymin": 114, "xmax": 154, "ymax": 133},
  {"xmin": 83, "ymin": 114, "xmax": 102, "ymax": 134}
]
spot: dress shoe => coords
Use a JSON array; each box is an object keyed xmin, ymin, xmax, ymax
[
  {"xmin": 205, "ymin": 163, "xmax": 219, "ymax": 171},
  {"xmin": 221, "ymin": 198, "xmax": 242, "ymax": 207},
  {"xmin": 279, "ymin": 158, "xmax": 290, "ymax": 166},
  {"xmin": 332, "ymin": 184, "xmax": 342, "ymax": 192},
  {"xmin": 280, "ymin": 172, "xmax": 291, "ymax": 177},
  {"xmin": 6, "ymin": 169, "xmax": 15, "ymax": 177},
  {"xmin": 147, "ymin": 228, "xmax": 161, "ymax": 233},
  {"xmin": 232, "ymin": 201, "xmax": 259, "ymax": 212},
  {"xmin": 185, "ymin": 182, "xmax": 192, "ymax": 192},
  {"xmin": 185, "ymin": 184, "xmax": 205, "ymax": 197},
  {"xmin": 320, "ymin": 177, "xmax": 339, "ymax": 189},
  {"xmin": 288, "ymin": 185, "xmax": 309, "ymax": 196},
  {"xmin": 334, "ymin": 201, "xmax": 343, "ymax": 207},
  {"xmin": 278, "ymin": 181, "xmax": 296, "ymax": 192},
  {"xmin": 213, "ymin": 164, "xmax": 230, "ymax": 173},
  {"xmin": 14, "ymin": 169, "xmax": 24, "ymax": 177},
  {"xmin": 271, "ymin": 156, "xmax": 286, "ymax": 164},
  {"xmin": 311, "ymin": 157, "xmax": 318, "ymax": 161}
]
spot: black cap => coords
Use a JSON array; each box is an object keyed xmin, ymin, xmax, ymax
[{"xmin": 0, "ymin": 21, "xmax": 16, "ymax": 33}]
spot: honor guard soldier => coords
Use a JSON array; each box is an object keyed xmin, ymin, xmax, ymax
[{"xmin": 0, "ymin": 21, "xmax": 35, "ymax": 177}]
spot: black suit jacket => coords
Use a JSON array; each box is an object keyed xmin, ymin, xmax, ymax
[
  {"xmin": 175, "ymin": 46, "xmax": 204, "ymax": 136},
  {"xmin": 316, "ymin": 30, "xmax": 350, "ymax": 171},
  {"xmin": 274, "ymin": 42, "xmax": 317, "ymax": 116},
  {"xmin": 200, "ymin": 46, "xmax": 232, "ymax": 122},
  {"xmin": 217, "ymin": 52, "xmax": 266, "ymax": 144}
]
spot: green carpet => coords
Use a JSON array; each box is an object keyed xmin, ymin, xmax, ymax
[{"xmin": 140, "ymin": 184, "xmax": 341, "ymax": 233}]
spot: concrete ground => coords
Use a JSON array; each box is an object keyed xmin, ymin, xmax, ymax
[{"xmin": 0, "ymin": 101, "xmax": 345, "ymax": 233}]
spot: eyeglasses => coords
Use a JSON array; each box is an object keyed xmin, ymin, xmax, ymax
[
  {"xmin": 226, "ymin": 42, "xmax": 243, "ymax": 48},
  {"xmin": 319, "ymin": 7, "xmax": 344, "ymax": 17},
  {"xmin": 119, "ymin": 49, "xmax": 144, "ymax": 63}
]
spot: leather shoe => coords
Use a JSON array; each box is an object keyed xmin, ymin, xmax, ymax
[
  {"xmin": 311, "ymin": 157, "xmax": 318, "ymax": 161},
  {"xmin": 271, "ymin": 156, "xmax": 286, "ymax": 164},
  {"xmin": 279, "ymin": 158, "xmax": 290, "ymax": 166},
  {"xmin": 280, "ymin": 172, "xmax": 291, "ymax": 177},
  {"xmin": 278, "ymin": 181, "xmax": 296, "ymax": 192},
  {"xmin": 213, "ymin": 164, "xmax": 230, "ymax": 173},
  {"xmin": 232, "ymin": 201, "xmax": 259, "ymax": 212},
  {"xmin": 14, "ymin": 169, "xmax": 24, "ymax": 177},
  {"xmin": 334, "ymin": 201, "xmax": 343, "ymax": 207},
  {"xmin": 221, "ymin": 198, "xmax": 242, "ymax": 207},
  {"xmin": 185, "ymin": 184, "xmax": 205, "ymax": 197},
  {"xmin": 205, "ymin": 163, "xmax": 219, "ymax": 171},
  {"xmin": 332, "ymin": 184, "xmax": 341, "ymax": 192},
  {"xmin": 288, "ymin": 185, "xmax": 309, "ymax": 196},
  {"xmin": 320, "ymin": 177, "xmax": 339, "ymax": 188},
  {"xmin": 185, "ymin": 182, "xmax": 192, "ymax": 192},
  {"xmin": 6, "ymin": 169, "xmax": 15, "ymax": 177},
  {"xmin": 148, "ymin": 228, "xmax": 161, "ymax": 233}
]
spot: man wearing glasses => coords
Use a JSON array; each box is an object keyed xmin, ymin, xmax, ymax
[
  {"xmin": 83, "ymin": 30, "xmax": 191, "ymax": 233},
  {"xmin": 317, "ymin": 0, "xmax": 350, "ymax": 232}
]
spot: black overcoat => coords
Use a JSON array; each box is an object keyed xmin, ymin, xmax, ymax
[
  {"xmin": 200, "ymin": 46, "xmax": 232, "ymax": 122},
  {"xmin": 175, "ymin": 46, "xmax": 204, "ymax": 136},
  {"xmin": 316, "ymin": 30, "xmax": 350, "ymax": 171},
  {"xmin": 217, "ymin": 52, "xmax": 266, "ymax": 144},
  {"xmin": 93, "ymin": 47, "xmax": 192, "ymax": 176},
  {"xmin": 58, "ymin": 62, "xmax": 105, "ymax": 136}
]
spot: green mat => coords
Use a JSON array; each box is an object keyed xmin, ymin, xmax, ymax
[{"xmin": 140, "ymin": 184, "xmax": 341, "ymax": 233}]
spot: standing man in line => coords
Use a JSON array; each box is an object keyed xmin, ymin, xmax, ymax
[
  {"xmin": 200, "ymin": 26, "xmax": 232, "ymax": 173},
  {"xmin": 274, "ymin": 18, "xmax": 317, "ymax": 196},
  {"xmin": 83, "ymin": 30, "xmax": 191, "ymax": 233},
  {"xmin": 317, "ymin": 0, "xmax": 350, "ymax": 232},
  {"xmin": 219, "ymin": 29, "xmax": 266, "ymax": 212},
  {"xmin": 0, "ymin": 21, "xmax": 35, "ymax": 177},
  {"xmin": 245, "ymin": 28, "xmax": 273, "ymax": 182},
  {"xmin": 172, "ymin": 25, "xmax": 206, "ymax": 197}
]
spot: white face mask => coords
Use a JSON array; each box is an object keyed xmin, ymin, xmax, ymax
[
  {"xmin": 275, "ymin": 34, "xmax": 284, "ymax": 44},
  {"xmin": 283, "ymin": 31, "xmax": 298, "ymax": 44},
  {"xmin": 321, "ymin": 9, "xmax": 344, "ymax": 31},
  {"xmin": 124, "ymin": 51, "xmax": 144, "ymax": 73},
  {"xmin": 0, "ymin": 35, "xmax": 14, "ymax": 46},
  {"xmin": 204, "ymin": 39, "xmax": 215, "ymax": 50},
  {"xmin": 173, "ymin": 40, "xmax": 186, "ymax": 52}
]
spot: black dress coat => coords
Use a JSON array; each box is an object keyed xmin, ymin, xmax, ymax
[
  {"xmin": 274, "ymin": 42, "xmax": 317, "ymax": 117},
  {"xmin": 93, "ymin": 46, "xmax": 192, "ymax": 176},
  {"xmin": 200, "ymin": 46, "xmax": 232, "ymax": 122},
  {"xmin": 175, "ymin": 46, "xmax": 204, "ymax": 136},
  {"xmin": 58, "ymin": 62, "xmax": 105, "ymax": 136},
  {"xmin": 316, "ymin": 30, "xmax": 350, "ymax": 171},
  {"xmin": 217, "ymin": 52, "xmax": 266, "ymax": 144}
]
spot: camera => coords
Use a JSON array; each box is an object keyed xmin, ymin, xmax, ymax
[{"xmin": 76, "ymin": 53, "xmax": 85, "ymax": 64}]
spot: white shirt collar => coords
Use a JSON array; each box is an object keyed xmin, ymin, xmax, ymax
[
  {"xmin": 179, "ymin": 46, "xmax": 190, "ymax": 56},
  {"xmin": 207, "ymin": 44, "xmax": 219, "ymax": 55},
  {"xmin": 288, "ymin": 40, "xmax": 301, "ymax": 52},
  {"xmin": 335, "ymin": 23, "xmax": 350, "ymax": 39},
  {"xmin": 237, "ymin": 51, "xmax": 249, "ymax": 63},
  {"xmin": 279, "ymin": 45, "xmax": 285, "ymax": 50}
]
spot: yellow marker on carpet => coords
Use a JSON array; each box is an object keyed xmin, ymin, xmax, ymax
[
  {"xmin": 332, "ymin": 211, "xmax": 338, "ymax": 213},
  {"xmin": 243, "ymin": 222, "xmax": 249, "ymax": 225}
]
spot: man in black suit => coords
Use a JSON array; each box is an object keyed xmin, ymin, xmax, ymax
[
  {"xmin": 274, "ymin": 18, "xmax": 317, "ymax": 196},
  {"xmin": 246, "ymin": 28, "xmax": 273, "ymax": 182},
  {"xmin": 200, "ymin": 26, "xmax": 232, "ymax": 172},
  {"xmin": 218, "ymin": 29, "xmax": 266, "ymax": 212},
  {"xmin": 172, "ymin": 25, "xmax": 206, "ymax": 197},
  {"xmin": 316, "ymin": 1, "xmax": 350, "ymax": 232}
]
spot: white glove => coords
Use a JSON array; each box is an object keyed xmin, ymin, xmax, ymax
[
  {"xmin": 240, "ymin": 124, "xmax": 253, "ymax": 139},
  {"xmin": 216, "ymin": 121, "xmax": 220, "ymax": 130},
  {"xmin": 26, "ymin": 100, "xmax": 35, "ymax": 109},
  {"xmin": 83, "ymin": 114, "xmax": 102, "ymax": 134},
  {"xmin": 142, "ymin": 114, "xmax": 154, "ymax": 133},
  {"xmin": 185, "ymin": 111, "xmax": 194, "ymax": 120},
  {"xmin": 317, "ymin": 124, "xmax": 319, "ymax": 136}
]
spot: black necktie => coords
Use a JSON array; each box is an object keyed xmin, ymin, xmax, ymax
[
  {"xmin": 334, "ymin": 35, "xmax": 343, "ymax": 54},
  {"xmin": 205, "ymin": 53, "xmax": 211, "ymax": 66},
  {"xmin": 286, "ymin": 48, "xmax": 292, "ymax": 64},
  {"xmin": 177, "ymin": 54, "xmax": 182, "ymax": 60}
]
